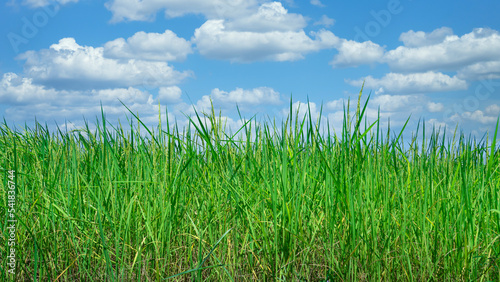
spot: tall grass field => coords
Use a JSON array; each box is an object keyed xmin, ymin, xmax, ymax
[{"xmin": 1, "ymin": 91, "xmax": 500, "ymax": 281}]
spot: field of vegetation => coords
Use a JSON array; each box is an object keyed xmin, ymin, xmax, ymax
[{"xmin": 1, "ymin": 91, "xmax": 500, "ymax": 281}]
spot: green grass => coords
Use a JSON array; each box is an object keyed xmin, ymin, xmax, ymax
[{"xmin": 1, "ymin": 90, "xmax": 500, "ymax": 281}]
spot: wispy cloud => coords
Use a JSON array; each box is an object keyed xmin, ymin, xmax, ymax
[
  {"xmin": 314, "ymin": 15, "xmax": 335, "ymax": 27},
  {"xmin": 384, "ymin": 28, "xmax": 500, "ymax": 74},
  {"xmin": 105, "ymin": 0, "xmax": 259, "ymax": 22},
  {"xmin": 310, "ymin": 0, "xmax": 325, "ymax": 7}
]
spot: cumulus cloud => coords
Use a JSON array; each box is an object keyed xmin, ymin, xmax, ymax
[
  {"xmin": 327, "ymin": 94, "xmax": 425, "ymax": 114},
  {"xmin": 370, "ymin": 94, "xmax": 424, "ymax": 112},
  {"xmin": 326, "ymin": 27, "xmax": 500, "ymax": 84},
  {"xmin": 331, "ymin": 39, "xmax": 385, "ymax": 68},
  {"xmin": 0, "ymin": 71, "xmax": 171, "ymax": 125},
  {"xmin": 92, "ymin": 87, "xmax": 153, "ymax": 105},
  {"xmin": 183, "ymin": 112, "xmax": 247, "ymax": 134},
  {"xmin": 189, "ymin": 2, "xmax": 340, "ymax": 62},
  {"xmin": 0, "ymin": 72, "xmax": 154, "ymax": 106},
  {"xmin": 399, "ymin": 27, "xmax": 454, "ymax": 47},
  {"xmin": 485, "ymin": 104, "xmax": 500, "ymax": 115},
  {"xmin": 457, "ymin": 60, "xmax": 500, "ymax": 80},
  {"xmin": 0, "ymin": 71, "xmax": 194, "ymax": 135},
  {"xmin": 225, "ymin": 2, "xmax": 307, "ymax": 32},
  {"xmin": 461, "ymin": 110, "xmax": 499, "ymax": 124},
  {"xmin": 211, "ymin": 87, "xmax": 281, "ymax": 106},
  {"xmin": 325, "ymin": 98, "xmax": 346, "ymax": 111},
  {"xmin": 326, "ymin": 106, "xmax": 394, "ymax": 134},
  {"xmin": 282, "ymin": 101, "xmax": 322, "ymax": 121},
  {"xmin": 106, "ymin": 1, "xmax": 338, "ymax": 63},
  {"xmin": 384, "ymin": 28, "xmax": 500, "ymax": 73},
  {"xmin": 169, "ymin": 86, "xmax": 282, "ymax": 121},
  {"xmin": 426, "ymin": 118, "xmax": 449, "ymax": 130},
  {"xmin": 347, "ymin": 71, "xmax": 468, "ymax": 94},
  {"xmin": 105, "ymin": 0, "xmax": 258, "ymax": 22},
  {"xmin": 192, "ymin": 19, "xmax": 339, "ymax": 62},
  {"xmin": 0, "ymin": 72, "xmax": 61, "ymax": 104},
  {"xmin": 18, "ymin": 38, "xmax": 192, "ymax": 90},
  {"xmin": 158, "ymin": 86, "xmax": 182, "ymax": 103},
  {"xmin": 427, "ymin": 101, "xmax": 444, "ymax": 113},
  {"xmin": 185, "ymin": 87, "xmax": 282, "ymax": 115},
  {"xmin": 103, "ymin": 30, "xmax": 192, "ymax": 61},
  {"xmin": 324, "ymin": 92, "xmax": 438, "ymax": 136}
]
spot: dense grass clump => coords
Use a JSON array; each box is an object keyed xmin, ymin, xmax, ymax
[{"xmin": 1, "ymin": 92, "xmax": 500, "ymax": 281}]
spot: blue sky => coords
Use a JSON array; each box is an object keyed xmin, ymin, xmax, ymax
[{"xmin": 1, "ymin": 0, "xmax": 500, "ymax": 138}]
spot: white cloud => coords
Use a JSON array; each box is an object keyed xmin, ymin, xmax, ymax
[
  {"xmin": 0, "ymin": 71, "xmax": 196, "ymax": 135},
  {"xmin": 371, "ymin": 94, "xmax": 423, "ymax": 112},
  {"xmin": 192, "ymin": 20, "xmax": 339, "ymax": 62},
  {"xmin": 0, "ymin": 72, "xmax": 154, "ymax": 106},
  {"xmin": 158, "ymin": 86, "xmax": 182, "ymax": 103},
  {"xmin": 106, "ymin": 1, "xmax": 338, "ymax": 63},
  {"xmin": 426, "ymin": 118, "xmax": 449, "ymax": 130},
  {"xmin": 282, "ymin": 101, "xmax": 321, "ymax": 121},
  {"xmin": 0, "ymin": 72, "xmax": 60, "ymax": 104},
  {"xmin": 18, "ymin": 38, "xmax": 192, "ymax": 90},
  {"xmin": 4, "ymin": 101, "xmax": 170, "ymax": 131},
  {"xmin": 173, "ymin": 86, "xmax": 282, "ymax": 118},
  {"xmin": 486, "ymin": 104, "xmax": 500, "ymax": 115},
  {"xmin": 327, "ymin": 94, "xmax": 424, "ymax": 115},
  {"xmin": 314, "ymin": 15, "xmax": 335, "ymax": 27},
  {"xmin": 427, "ymin": 101, "xmax": 444, "ymax": 113},
  {"xmin": 211, "ymin": 87, "xmax": 281, "ymax": 106},
  {"xmin": 347, "ymin": 71, "xmax": 468, "ymax": 94},
  {"xmin": 105, "ymin": 0, "xmax": 258, "ymax": 22},
  {"xmin": 225, "ymin": 2, "xmax": 307, "ymax": 32},
  {"xmin": 93, "ymin": 87, "xmax": 152, "ymax": 105},
  {"xmin": 462, "ymin": 110, "xmax": 498, "ymax": 124},
  {"xmin": 331, "ymin": 39, "xmax": 385, "ymax": 67},
  {"xmin": 310, "ymin": 0, "xmax": 325, "ymax": 7},
  {"xmin": 326, "ymin": 98, "xmax": 346, "ymax": 111},
  {"xmin": 375, "ymin": 87, "xmax": 384, "ymax": 95},
  {"xmin": 326, "ymin": 107, "xmax": 394, "ymax": 134},
  {"xmin": 384, "ymin": 28, "xmax": 500, "ymax": 73},
  {"xmin": 399, "ymin": 27, "xmax": 454, "ymax": 48},
  {"xmin": 457, "ymin": 60, "xmax": 500, "ymax": 80},
  {"xmin": 185, "ymin": 113, "xmax": 247, "ymax": 134},
  {"xmin": 103, "ymin": 30, "xmax": 192, "ymax": 61},
  {"xmin": 21, "ymin": 0, "xmax": 77, "ymax": 8},
  {"xmin": 0, "ymin": 71, "xmax": 170, "ymax": 126},
  {"xmin": 324, "ymin": 92, "xmax": 429, "ymax": 135}
]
